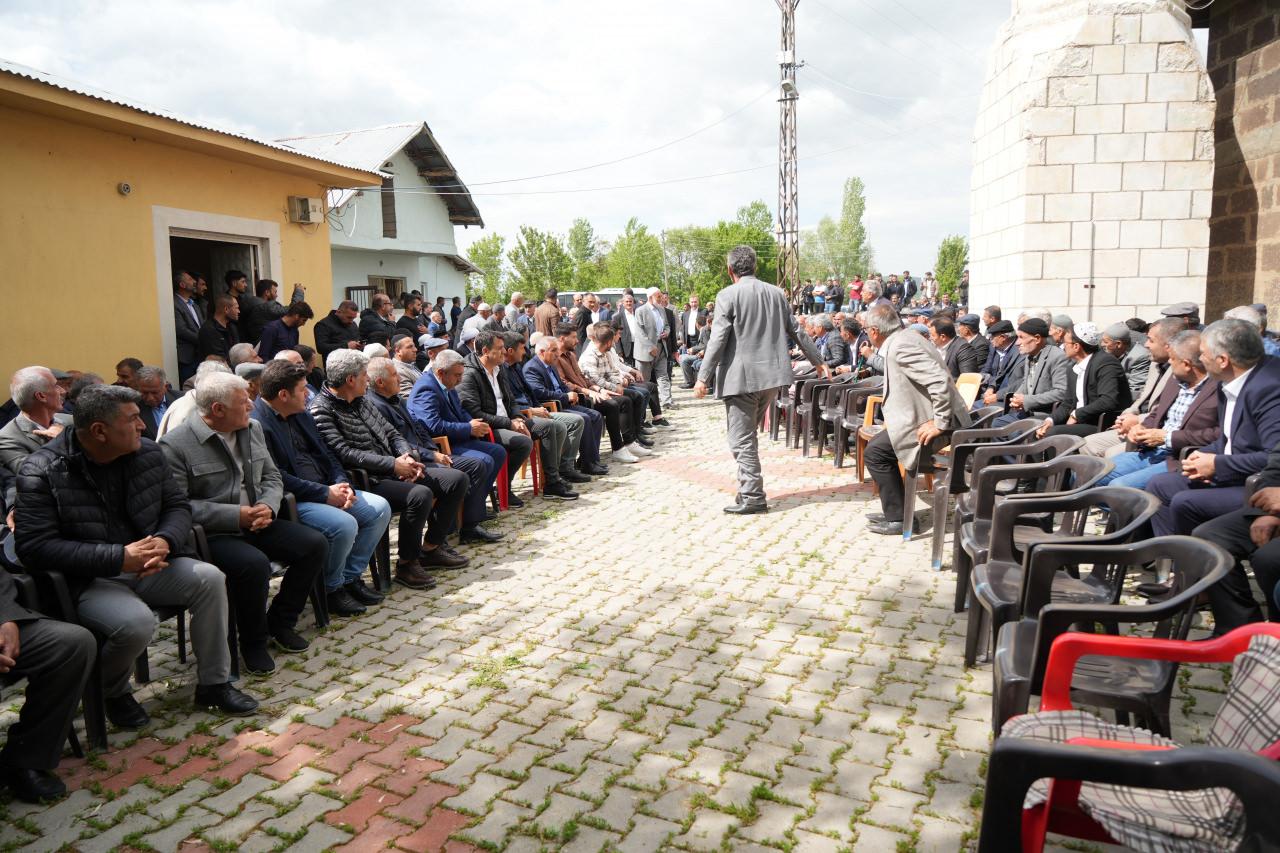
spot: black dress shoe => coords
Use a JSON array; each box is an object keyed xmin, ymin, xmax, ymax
[
  {"xmin": 3, "ymin": 767, "xmax": 66, "ymax": 803},
  {"xmin": 485, "ymin": 509, "xmax": 499, "ymax": 521},
  {"xmin": 269, "ymin": 625, "xmax": 310, "ymax": 653},
  {"xmin": 543, "ymin": 482, "xmax": 580, "ymax": 501},
  {"xmin": 562, "ymin": 470, "xmax": 592, "ymax": 484},
  {"xmin": 194, "ymin": 682, "xmax": 259, "ymax": 716},
  {"xmin": 460, "ymin": 525, "xmax": 504, "ymax": 543},
  {"xmin": 635, "ymin": 435, "xmax": 655, "ymax": 448},
  {"xmin": 345, "ymin": 579, "xmax": 385, "ymax": 605},
  {"xmin": 652, "ymin": 417, "xmax": 672, "ymax": 427},
  {"xmin": 104, "ymin": 694, "xmax": 150, "ymax": 729},
  {"xmin": 241, "ymin": 646, "xmax": 277, "ymax": 676},
  {"xmin": 326, "ymin": 589, "xmax": 367, "ymax": 617},
  {"xmin": 867, "ymin": 515, "xmax": 931, "ymax": 536},
  {"xmin": 506, "ymin": 492, "xmax": 525, "ymax": 509},
  {"xmin": 419, "ymin": 547, "xmax": 470, "ymax": 569},
  {"xmin": 866, "ymin": 512, "xmax": 887, "ymax": 523},
  {"xmin": 587, "ymin": 463, "xmax": 609, "ymax": 475},
  {"xmin": 724, "ymin": 503, "xmax": 768, "ymax": 515},
  {"xmin": 1136, "ymin": 581, "xmax": 1174, "ymax": 599}
]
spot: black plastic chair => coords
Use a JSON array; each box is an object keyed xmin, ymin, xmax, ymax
[
  {"xmin": 951, "ymin": 436, "xmax": 1092, "ymax": 613},
  {"xmin": 930, "ymin": 417, "xmax": 1042, "ymax": 570},
  {"xmin": 991, "ymin": 536, "xmax": 1232, "ymax": 736},
  {"xmin": 965, "ymin": 486, "xmax": 1161, "ymax": 667},
  {"xmin": 346, "ymin": 469, "xmax": 394, "ymax": 593},
  {"xmin": 795, "ymin": 375, "xmax": 854, "ymax": 455},
  {"xmin": 830, "ymin": 378, "xmax": 883, "ymax": 469}
]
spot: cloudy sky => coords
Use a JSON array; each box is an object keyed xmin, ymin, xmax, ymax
[{"xmin": 0, "ymin": 0, "xmax": 1012, "ymax": 273}]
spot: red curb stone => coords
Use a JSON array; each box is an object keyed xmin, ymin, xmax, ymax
[
  {"xmin": 97, "ymin": 757, "xmax": 165, "ymax": 794},
  {"xmin": 327, "ymin": 760, "xmax": 387, "ymax": 798},
  {"xmin": 267, "ymin": 723, "xmax": 327, "ymax": 754},
  {"xmin": 384, "ymin": 783, "xmax": 457, "ymax": 825},
  {"xmin": 377, "ymin": 757, "xmax": 447, "ymax": 796},
  {"xmin": 213, "ymin": 728, "xmax": 275, "ymax": 761},
  {"xmin": 214, "ymin": 749, "xmax": 275, "ymax": 783},
  {"xmin": 324, "ymin": 787, "xmax": 405, "ymax": 832},
  {"xmin": 153, "ymin": 734, "xmax": 218, "ymax": 768},
  {"xmin": 316, "ymin": 739, "xmax": 383, "ymax": 775},
  {"xmin": 156, "ymin": 754, "xmax": 218, "ymax": 787},
  {"xmin": 335, "ymin": 815, "xmax": 413, "ymax": 852},
  {"xmin": 260, "ymin": 743, "xmax": 325, "ymax": 782},
  {"xmin": 394, "ymin": 809, "xmax": 472, "ymax": 852},
  {"xmin": 366, "ymin": 734, "xmax": 434, "ymax": 769},
  {"xmin": 316, "ymin": 715, "xmax": 375, "ymax": 744},
  {"xmin": 368, "ymin": 715, "xmax": 427, "ymax": 745}
]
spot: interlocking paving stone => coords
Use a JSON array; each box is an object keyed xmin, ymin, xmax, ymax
[{"xmin": 11, "ymin": 390, "xmax": 1226, "ymax": 848}]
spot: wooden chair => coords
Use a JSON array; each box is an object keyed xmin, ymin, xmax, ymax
[
  {"xmin": 854, "ymin": 394, "xmax": 885, "ymax": 485},
  {"xmin": 955, "ymin": 372, "xmax": 982, "ymax": 408}
]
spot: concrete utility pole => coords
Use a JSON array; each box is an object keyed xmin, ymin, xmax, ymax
[{"xmin": 776, "ymin": 0, "xmax": 801, "ymax": 297}]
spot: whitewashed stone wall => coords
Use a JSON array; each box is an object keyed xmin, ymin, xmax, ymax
[{"xmin": 969, "ymin": 0, "xmax": 1214, "ymax": 324}]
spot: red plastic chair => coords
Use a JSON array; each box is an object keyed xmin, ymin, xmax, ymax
[
  {"xmin": 484, "ymin": 426, "xmax": 509, "ymax": 510},
  {"xmin": 979, "ymin": 623, "xmax": 1280, "ymax": 852}
]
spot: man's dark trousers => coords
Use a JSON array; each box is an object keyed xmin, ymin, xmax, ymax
[
  {"xmin": 206, "ymin": 519, "xmax": 326, "ymax": 649},
  {"xmin": 1196, "ymin": 509, "xmax": 1280, "ymax": 632},
  {"xmin": 0, "ymin": 620, "xmax": 95, "ymax": 769},
  {"xmin": 1146, "ymin": 471, "xmax": 1245, "ymax": 537},
  {"xmin": 865, "ymin": 429, "xmax": 946, "ymax": 520}
]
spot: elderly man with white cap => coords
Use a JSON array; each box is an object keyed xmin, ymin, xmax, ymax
[
  {"xmin": 1036, "ymin": 321, "xmax": 1131, "ymax": 438},
  {"xmin": 1101, "ymin": 321, "xmax": 1150, "ymax": 399},
  {"xmin": 642, "ymin": 287, "xmax": 675, "ymax": 409}
]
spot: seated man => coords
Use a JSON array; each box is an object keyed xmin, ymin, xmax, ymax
[
  {"xmin": 1081, "ymin": 317, "xmax": 1179, "ymax": 458},
  {"xmin": 1196, "ymin": 441, "xmax": 1280, "ymax": 632},
  {"xmin": 991, "ymin": 318, "xmax": 1070, "ymax": 427},
  {"xmin": 406, "ymin": 350, "xmax": 512, "ymax": 528},
  {"xmin": 0, "ymin": 566, "xmax": 94, "ymax": 802},
  {"xmin": 955, "ymin": 314, "xmax": 989, "ymax": 366},
  {"xmin": 250, "ymin": 362, "xmax": 391, "ymax": 615},
  {"xmin": 457, "ymin": 331, "xmax": 569, "ymax": 502},
  {"xmin": 524, "ymin": 336, "xmax": 608, "ymax": 476},
  {"xmin": 1145, "ymin": 318, "xmax": 1280, "ymax": 537},
  {"xmin": 975, "ymin": 320, "xmax": 1020, "ymax": 406},
  {"xmin": 1093, "ymin": 330, "xmax": 1218, "ymax": 490},
  {"xmin": 679, "ymin": 315, "xmax": 713, "ymax": 388},
  {"xmin": 580, "ymin": 322, "xmax": 661, "ymax": 448},
  {"xmin": 366, "ymin": 356, "xmax": 498, "ymax": 545},
  {"xmin": 499, "ymin": 332, "xmax": 591, "ymax": 486},
  {"xmin": 158, "ymin": 361, "xmax": 230, "ymax": 437},
  {"xmin": 929, "ymin": 317, "xmax": 980, "ymax": 380},
  {"xmin": 390, "ymin": 334, "xmax": 423, "ymax": 397},
  {"xmin": 17, "ymin": 385, "xmax": 257, "ymax": 730},
  {"xmin": 552, "ymin": 323, "xmax": 646, "ymax": 464},
  {"xmin": 135, "ymin": 365, "xmax": 179, "ymax": 441},
  {"xmin": 1101, "ymin": 322, "xmax": 1151, "ymax": 402},
  {"xmin": 160, "ymin": 372, "xmax": 327, "ymax": 674},
  {"xmin": 1035, "ymin": 322, "xmax": 1130, "ymax": 437},
  {"xmin": 0, "ymin": 367, "xmax": 72, "ymax": 476},
  {"xmin": 310, "ymin": 350, "xmax": 470, "ymax": 588}
]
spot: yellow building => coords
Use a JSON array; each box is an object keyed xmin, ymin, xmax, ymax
[{"xmin": 0, "ymin": 60, "xmax": 382, "ymax": 384}]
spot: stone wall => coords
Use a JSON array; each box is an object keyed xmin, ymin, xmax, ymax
[
  {"xmin": 969, "ymin": 0, "xmax": 1214, "ymax": 323},
  {"xmin": 1203, "ymin": 0, "xmax": 1280, "ymax": 317}
]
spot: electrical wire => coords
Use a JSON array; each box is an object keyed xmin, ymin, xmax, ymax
[
  {"xmin": 877, "ymin": 0, "xmax": 983, "ymax": 64},
  {"xmin": 449, "ymin": 83, "xmax": 777, "ymax": 188}
]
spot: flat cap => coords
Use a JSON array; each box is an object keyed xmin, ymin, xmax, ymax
[
  {"xmin": 1051, "ymin": 313, "xmax": 1074, "ymax": 329},
  {"xmin": 1073, "ymin": 321, "xmax": 1101, "ymax": 347},
  {"xmin": 1018, "ymin": 318, "xmax": 1050, "ymax": 337},
  {"xmin": 235, "ymin": 362, "xmax": 265, "ymax": 379},
  {"xmin": 1103, "ymin": 322, "xmax": 1131, "ymax": 343},
  {"xmin": 418, "ymin": 335, "xmax": 449, "ymax": 349},
  {"xmin": 957, "ymin": 313, "xmax": 981, "ymax": 328},
  {"xmin": 1161, "ymin": 301, "xmax": 1198, "ymax": 317},
  {"xmin": 986, "ymin": 319, "xmax": 1015, "ymax": 336}
]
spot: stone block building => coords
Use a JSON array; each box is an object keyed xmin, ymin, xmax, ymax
[{"xmin": 969, "ymin": 0, "xmax": 1215, "ymax": 323}]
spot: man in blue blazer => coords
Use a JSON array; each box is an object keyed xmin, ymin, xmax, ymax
[
  {"xmin": 524, "ymin": 336, "xmax": 608, "ymax": 475},
  {"xmin": 976, "ymin": 320, "xmax": 1023, "ymax": 408},
  {"xmin": 1145, "ymin": 319, "xmax": 1280, "ymax": 536},
  {"xmin": 406, "ymin": 350, "xmax": 508, "ymax": 538}
]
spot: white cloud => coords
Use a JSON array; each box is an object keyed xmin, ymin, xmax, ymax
[{"xmin": 0, "ymin": 0, "xmax": 1009, "ymax": 275}]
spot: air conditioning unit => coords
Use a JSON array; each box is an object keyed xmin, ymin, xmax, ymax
[{"xmin": 288, "ymin": 196, "xmax": 323, "ymax": 224}]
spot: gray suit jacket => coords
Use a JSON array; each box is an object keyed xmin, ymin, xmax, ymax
[
  {"xmin": 698, "ymin": 276, "xmax": 822, "ymax": 398},
  {"xmin": 633, "ymin": 305, "xmax": 660, "ymax": 363},
  {"xmin": 880, "ymin": 328, "xmax": 971, "ymax": 470},
  {"xmin": 158, "ymin": 416, "xmax": 283, "ymax": 534},
  {"xmin": 1122, "ymin": 343, "xmax": 1152, "ymax": 400},
  {"xmin": 174, "ymin": 295, "xmax": 203, "ymax": 365},
  {"xmin": 0, "ymin": 413, "xmax": 74, "ymax": 475},
  {"xmin": 1015, "ymin": 344, "xmax": 1071, "ymax": 415},
  {"xmin": 1123, "ymin": 359, "xmax": 1171, "ymax": 417}
]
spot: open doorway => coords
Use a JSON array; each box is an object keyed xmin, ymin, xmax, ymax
[{"xmin": 169, "ymin": 235, "xmax": 261, "ymax": 300}]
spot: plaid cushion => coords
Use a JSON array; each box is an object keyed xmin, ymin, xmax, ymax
[
  {"xmin": 1005, "ymin": 710, "xmax": 1240, "ymax": 852},
  {"xmin": 1209, "ymin": 633, "xmax": 1280, "ymax": 752}
]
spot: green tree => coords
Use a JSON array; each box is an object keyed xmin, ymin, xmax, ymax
[
  {"xmin": 602, "ymin": 217, "xmax": 664, "ymax": 291},
  {"xmin": 567, "ymin": 218, "xmax": 603, "ymax": 292},
  {"xmin": 660, "ymin": 202, "xmax": 779, "ymax": 304},
  {"xmin": 508, "ymin": 226, "xmax": 573, "ymax": 298},
  {"xmin": 799, "ymin": 177, "xmax": 873, "ymax": 282},
  {"xmin": 934, "ymin": 235, "xmax": 969, "ymax": 298},
  {"xmin": 465, "ymin": 233, "xmax": 506, "ymax": 305}
]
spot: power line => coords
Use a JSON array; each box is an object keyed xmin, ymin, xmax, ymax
[
  {"xmin": 454, "ymin": 83, "xmax": 776, "ymax": 188},
  {"xmin": 878, "ymin": 0, "xmax": 981, "ymax": 66}
]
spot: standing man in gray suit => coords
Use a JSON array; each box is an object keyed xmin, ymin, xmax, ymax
[
  {"xmin": 173, "ymin": 270, "xmax": 204, "ymax": 385},
  {"xmin": 695, "ymin": 246, "xmax": 824, "ymax": 514}
]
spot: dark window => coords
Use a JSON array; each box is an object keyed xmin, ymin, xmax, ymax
[{"xmin": 381, "ymin": 176, "xmax": 397, "ymax": 238}]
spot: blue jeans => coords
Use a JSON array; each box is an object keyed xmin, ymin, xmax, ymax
[
  {"xmin": 1096, "ymin": 447, "xmax": 1170, "ymax": 488},
  {"xmin": 297, "ymin": 490, "xmax": 392, "ymax": 592}
]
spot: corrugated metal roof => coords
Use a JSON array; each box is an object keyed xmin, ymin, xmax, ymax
[{"xmin": 0, "ymin": 58, "xmax": 377, "ymax": 176}]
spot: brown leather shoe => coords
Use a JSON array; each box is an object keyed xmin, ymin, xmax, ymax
[
  {"xmin": 418, "ymin": 546, "xmax": 470, "ymax": 569},
  {"xmin": 394, "ymin": 561, "xmax": 437, "ymax": 590}
]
